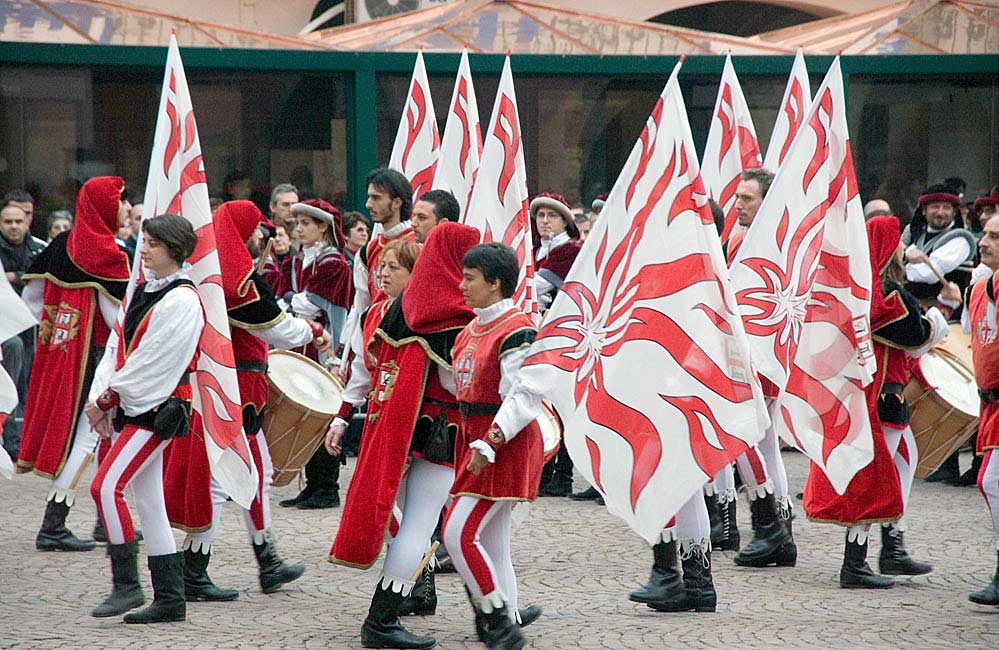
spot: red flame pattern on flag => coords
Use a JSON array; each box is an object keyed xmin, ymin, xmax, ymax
[{"xmin": 390, "ymin": 50, "xmax": 440, "ymax": 201}]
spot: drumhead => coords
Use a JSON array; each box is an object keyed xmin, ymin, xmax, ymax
[
  {"xmin": 267, "ymin": 350, "xmax": 343, "ymax": 415},
  {"xmin": 538, "ymin": 401, "xmax": 562, "ymax": 456},
  {"xmin": 920, "ymin": 349, "xmax": 979, "ymax": 416}
]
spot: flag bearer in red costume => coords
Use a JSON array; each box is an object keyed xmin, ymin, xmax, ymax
[
  {"xmin": 529, "ymin": 192, "xmax": 581, "ymax": 498},
  {"xmin": 444, "ymin": 242, "xmax": 547, "ymax": 650},
  {"xmin": 330, "ymin": 222, "xmax": 477, "ymax": 650},
  {"xmin": 275, "ymin": 199, "xmax": 353, "ymax": 510},
  {"xmin": 16, "ymin": 176, "xmax": 131, "ymax": 552},
  {"xmin": 163, "ymin": 201, "xmax": 331, "ymax": 601},
  {"xmin": 805, "ymin": 215, "xmax": 947, "ymax": 589},
  {"xmin": 967, "ymin": 213, "xmax": 999, "ymax": 607},
  {"xmin": 86, "ymin": 214, "xmax": 202, "ymax": 623}
]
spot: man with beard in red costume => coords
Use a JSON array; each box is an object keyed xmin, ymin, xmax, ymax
[
  {"xmin": 805, "ymin": 215, "xmax": 950, "ymax": 588},
  {"xmin": 330, "ymin": 222, "xmax": 478, "ymax": 650},
  {"xmin": 16, "ymin": 176, "xmax": 131, "ymax": 552},
  {"xmin": 163, "ymin": 200, "xmax": 332, "ymax": 601}
]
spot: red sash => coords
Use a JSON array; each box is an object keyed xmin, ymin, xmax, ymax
[{"xmin": 17, "ymin": 283, "xmax": 104, "ymax": 478}]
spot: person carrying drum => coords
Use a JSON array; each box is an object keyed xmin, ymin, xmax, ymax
[
  {"xmin": 276, "ymin": 199, "xmax": 354, "ymax": 510},
  {"xmin": 965, "ymin": 211, "xmax": 999, "ymax": 607},
  {"xmin": 805, "ymin": 215, "xmax": 949, "ymax": 589},
  {"xmin": 162, "ymin": 201, "xmax": 333, "ymax": 601},
  {"xmin": 329, "ymin": 222, "xmax": 480, "ymax": 650}
]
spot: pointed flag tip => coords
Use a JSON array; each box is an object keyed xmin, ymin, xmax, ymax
[
  {"xmin": 171, "ymin": 27, "xmax": 176, "ymax": 35},
  {"xmin": 837, "ymin": 49, "xmax": 843, "ymax": 56},
  {"xmin": 506, "ymin": 49, "xmax": 512, "ymax": 57},
  {"xmin": 679, "ymin": 54, "xmax": 686, "ymax": 63}
]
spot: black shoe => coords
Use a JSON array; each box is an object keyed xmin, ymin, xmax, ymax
[
  {"xmin": 840, "ymin": 535, "xmax": 894, "ymax": 589},
  {"xmin": 361, "ymin": 579, "xmax": 436, "ymax": 649},
  {"xmin": 969, "ymin": 552, "xmax": 999, "ymax": 606},
  {"xmin": 878, "ymin": 525, "xmax": 932, "ymax": 576},
  {"xmin": 734, "ymin": 493, "xmax": 794, "ymax": 568},
  {"xmin": 649, "ymin": 542, "xmax": 716, "ymax": 612},
  {"xmin": 629, "ymin": 539, "xmax": 684, "ymax": 605},
  {"xmin": 253, "ymin": 529, "xmax": 305, "ymax": 594},
  {"xmin": 950, "ymin": 455, "xmax": 983, "ymax": 487},
  {"xmin": 295, "ymin": 486, "xmax": 340, "ymax": 509},
  {"xmin": 92, "ymin": 541, "xmax": 145, "ymax": 617},
  {"xmin": 925, "ymin": 453, "xmax": 960, "ymax": 483},
  {"xmin": 93, "ymin": 520, "xmax": 143, "ymax": 545},
  {"xmin": 278, "ymin": 486, "xmax": 315, "ymax": 508},
  {"xmin": 36, "ymin": 499, "xmax": 96, "ymax": 552},
  {"xmin": 705, "ymin": 492, "xmax": 721, "ymax": 540},
  {"xmin": 538, "ymin": 481, "xmax": 570, "ymax": 497},
  {"xmin": 124, "ymin": 552, "xmax": 186, "ymax": 623},
  {"xmin": 399, "ymin": 561, "xmax": 437, "ymax": 617},
  {"xmin": 479, "ymin": 601, "xmax": 525, "ymax": 650},
  {"xmin": 569, "ymin": 486, "xmax": 601, "ymax": 501},
  {"xmin": 184, "ymin": 548, "xmax": 239, "ymax": 601},
  {"xmin": 516, "ymin": 604, "xmax": 542, "ymax": 628},
  {"xmin": 711, "ymin": 497, "xmax": 740, "ymax": 552}
]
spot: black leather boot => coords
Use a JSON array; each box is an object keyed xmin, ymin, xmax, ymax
[
  {"xmin": 361, "ymin": 580, "xmax": 436, "ymax": 649},
  {"xmin": 399, "ymin": 561, "xmax": 437, "ymax": 616},
  {"xmin": 840, "ymin": 534, "xmax": 894, "ymax": 589},
  {"xmin": 650, "ymin": 542, "xmax": 716, "ymax": 612},
  {"xmin": 734, "ymin": 493, "xmax": 794, "ymax": 567},
  {"xmin": 925, "ymin": 451, "xmax": 959, "ymax": 483},
  {"xmin": 92, "ymin": 541, "xmax": 145, "ymax": 617},
  {"xmin": 878, "ymin": 525, "xmax": 932, "ymax": 576},
  {"xmin": 952, "ymin": 453, "xmax": 983, "ymax": 487},
  {"xmin": 36, "ymin": 498, "xmax": 96, "ymax": 551},
  {"xmin": 124, "ymin": 552, "xmax": 186, "ymax": 623},
  {"xmin": 705, "ymin": 492, "xmax": 721, "ymax": 540},
  {"xmin": 569, "ymin": 486, "xmax": 601, "ymax": 501},
  {"xmin": 629, "ymin": 539, "xmax": 684, "ymax": 606},
  {"xmin": 184, "ymin": 547, "xmax": 239, "ymax": 601},
  {"xmin": 93, "ymin": 519, "xmax": 143, "ymax": 544},
  {"xmin": 278, "ymin": 485, "xmax": 315, "ymax": 508},
  {"xmin": 969, "ymin": 552, "xmax": 999, "ymax": 606},
  {"xmin": 711, "ymin": 496, "xmax": 740, "ymax": 552},
  {"xmin": 252, "ymin": 529, "xmax": 305, "ymax": 593},
  {"xmin": 479, "ymin": 601, "xmax": 525, "ymax": 650},
  {"xmin": 515, "ymin": 605, "xmax": 542, "ymax": 628}
]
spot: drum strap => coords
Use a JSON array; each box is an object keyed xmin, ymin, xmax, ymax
[
  {"xmin": 978, "ymin": 387, "xmax": 999, "ymax": 404},
  {"xmin": 881, "ymin": 383, "xmax": 904, "ymax": 396},
  {"xmin": 235, "ymin": 359, "xmax": 268, "ymax": 373},
  {"xmin": 458, "ymin": 401, "xmax": 501, "ymax": 418}
]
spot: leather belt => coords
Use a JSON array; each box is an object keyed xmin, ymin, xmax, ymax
[
  {"xmin": 979, "ymin": 387, "xmax": 999, "ymax": 404},
  {"xmin": 881, "ymin": 383, "xmax": 904, "ymax": 396},
  {"xmin": 458, "ymin": 402, "xmax": 501, "ymax": 418},
  {"xmin": 423, "ymin": 396, "xmax": 460, "ymax": 410},
  {"xmin": 235, "ymin": 360, "xmax": 268, "ymax": 373}
]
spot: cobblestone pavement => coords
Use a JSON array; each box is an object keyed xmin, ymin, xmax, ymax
[{"xmin": 2, "ymin": 450, "xmax": 998, "ymax": 649}]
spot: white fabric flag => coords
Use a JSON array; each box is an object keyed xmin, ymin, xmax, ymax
[
  {"xmin": 433, "ymin": 48, "xmax": 482, "ymax": 222},
  {"xmin": 131, "ymin": 33, "xmax": 258, "ymax": 507},
  {"xmin": 463, "ymin": 55, "xmax": 538, "ymax": 322},
  {"xmin": 763, "ymin": 48, "xmax": 811, "ymax": 172},
  {"xmin": 389, "ymin": 49, "xmax": 441, "ymax": 202},
  {"xmin": 517, "ymin": 61, "xmax": 769, "ymax": 544},
  {"xmin": 701, "ymin": 53, "xmax": 762, "ymax": 242},
  {"xmin": 735, "ymin": 57, "xmax": 875, "ymax": 494},
  {"xmin": 0, "ymin": 258, "xmax": 34, "ymax": 478}
]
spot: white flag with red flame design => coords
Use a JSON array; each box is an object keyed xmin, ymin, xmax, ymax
[
  {"xmin": 432, "ymin": 49, "xmax": 482, "ymax": 222},
  {"xmin": 463, "ymin": 55, "xmax": 538, "ymax": 322},
  {"xmin": 733, "ymin": 57, "xmax": 875, "ymax": 494},
  {"xmin": 389, "ymin": 49, "xmax": 440, "ymax": 201},
  {"xmin": 133, "ymin": 34, "xmax": 258, "ymax": 507},
  {"xmin": 517, "ymin": 61, "xmax": 769, "ymax": 544},
  {"xmin": 701, "ymin": 54, "xmax": 762, "ymax": 242},
  {"xmin": 763, "ymin": 48, "xmax": 811, "ymax": 172}
]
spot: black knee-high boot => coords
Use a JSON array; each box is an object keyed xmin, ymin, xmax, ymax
[
  {"xmin": 878, "ymin": 524, "xmax": 932, "ymax": 576},
  {"xmin": 840, "ymin": 533, "xmax": 894, "ymax": 589},
  {"xmin": 296, "ymin": 447, "xmax": 341, "ymax": 509},
  {"xmin": 92, "ymin": 541, "xmax": 145, "ymax": 617},
  {"xmin": 361, "ymin": 579, "xmax": 436, "ymax": 649},
  {"xmin": 124, "ymin": 552, "xmax": 186, "ymax": 623}
]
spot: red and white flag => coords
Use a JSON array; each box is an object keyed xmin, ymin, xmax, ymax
[
  {"xmin": 762, "ymin": 48, "xmax": 811, "ymax": 172},
  {"xmin": 0, "ymin": 259, "xmax": 34, "ymax": 478},
  {"xmin": 132, "ymin": 33, "xmax": 258, "ymax": 508},
  {"xmin": 517, "ymin": 61, "xmax": 769, "ymax": 544},
  {"xmin": 389, "ymin": 49, "xmax": 440, "ymax": 201},
  {"xmin": 463, "ymin": 55, "xmax": 538, "ymax": 322},
  {"xmin": 701, "ymin": 53, "xmax": 762, "ymax": 242},
  {"xmin": 732, "ymin": 57, "xmax": 874, "ymax": 494},
  {"xmin": 432, "ymin": 48, "xmax": 482, "ymax": 222}
]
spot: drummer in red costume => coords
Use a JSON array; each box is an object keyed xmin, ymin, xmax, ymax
[
  {"xmin": 966, "ymin": 213, "xmax": 999, "ymax": 607},
  {"xmin": 163, "ymin": 200, "xmax": 331, "ymax": 601},
  {"xmin": 805, "ymin": 215, "xmax": 949, "ymax": 589},
  {"xmin": 330, "ymin": 222, "xmax": 478, "ymax": 650},
  {"xmin": 275, "ymin": 199, "xmax": 354, "ymax": 510},
  {"xmin": 444, "ymin": 242, "xmax": 546, "ymax": 650},
  {"xmin": 530, "ymin": 192, "xmax": 581, "ymax": 498},
  {"xmin": 16, "ymin": 176, "xmax": 131, "ymax": 552}
]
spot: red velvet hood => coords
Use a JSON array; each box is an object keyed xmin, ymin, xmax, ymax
[
  {"xmin": 213, "ymin": 200, "xmax": 262, "ymax": 308},
  {"xmin": 866, "ymin": 216, "xmax": 907, "ymax": 331},
  {"xmin": 66, "ymin": 176, "xmax": 130, "ymax": 281},
  {"xmin": 403, "ymin": 221, "xmax": 478, "ymax": 333}
]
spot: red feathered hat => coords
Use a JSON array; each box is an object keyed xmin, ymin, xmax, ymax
[
  {"xmin": 866, "ymin": 215, "xmax": 907, "ymax": 331},
  {"xmin": 213, "ymin": 200, "xmax": 263, "ymax": 308},
  {"xmin": 975, "ymin": 187, "xmax": 999, "ymax": 209},
  {"xmin": 403, "ymin": 222, "xmax": 478, "ymax": 334},
  {"xmin": 66, "ymin": 176, "xmax": 130, "ymax": 281}
]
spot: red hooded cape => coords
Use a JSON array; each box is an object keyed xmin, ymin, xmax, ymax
[{"xmin": 803, "ymin": 216, "xmax": 905, "ymax": 526}]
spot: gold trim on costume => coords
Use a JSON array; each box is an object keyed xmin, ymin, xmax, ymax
[
  {"xmin": 468, "ymin": 309, "xmax": 521, "ymax": 337},
  {"xmin": 22, "ymin": 272, "xmax": 123, "ymax": 305},
  {"xmin": 229, "ymin": 310, "xmax": 286, "ymax": 331},
  {"xmin": 374, "ymin": 327, "xmax": 464, "ymax": 372}
]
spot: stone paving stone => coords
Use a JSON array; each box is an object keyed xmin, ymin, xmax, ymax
[{"xmin": 2, "ymin": 450, "xmax": 997, "ymax": 648}]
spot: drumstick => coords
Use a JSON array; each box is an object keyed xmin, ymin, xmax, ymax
[
  {"xmin": 256, "ymin": 238, "xmax": 274, "ymax": 275},
  {"xmin": 409, "ymin": 541, "xmax": 441, "ymax": 582},
  {"xmin": 923, "ymin": 257, "xmax": 948, "ymax": 286}
]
